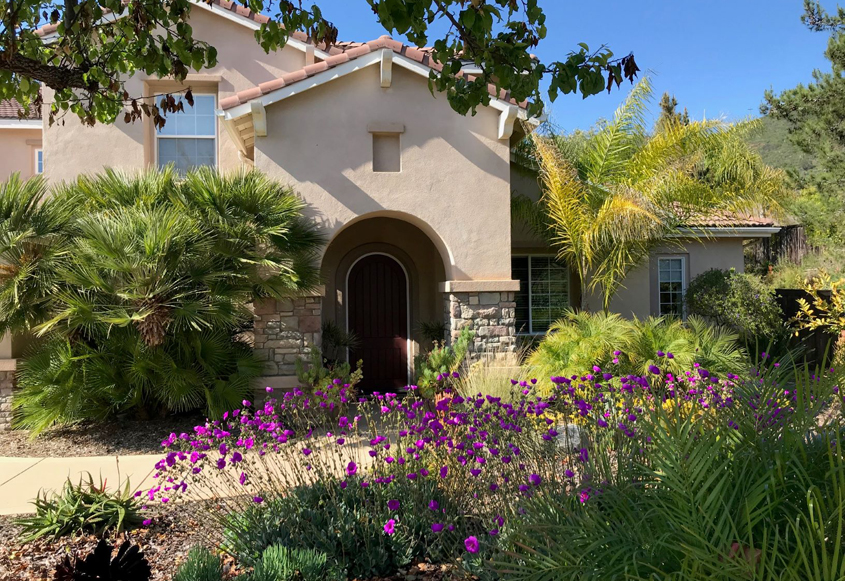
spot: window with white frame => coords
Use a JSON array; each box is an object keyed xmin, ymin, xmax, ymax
[
  {"xmin": 156, "ymin": 94, "xmax": 216, "ymax": 173},
  {"xmin": 35, "ymin": 149, "xmax": 43, "ymax": 174},
  {"xmin": 657, "ymin": 256, "xmax": 686, "ymax": 317},
  {"xmin": 512, "ymin": 255, "xmax": 570, "ymax": 334}
]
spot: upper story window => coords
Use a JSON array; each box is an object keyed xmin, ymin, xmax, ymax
[
  {"xmin": 156, "ymin": 94, "xmax": 216, "ymax": 173},
  {"xmin": 512, "ymin": 255, "xmax": 570, "ymax": 334},
  {"xmin": 35, "ymin": 149, "xmax": 43, "ymax": 174},
  {"xmin": 657, "ymin": 256, "xmax": 686, "ymax": 317}
]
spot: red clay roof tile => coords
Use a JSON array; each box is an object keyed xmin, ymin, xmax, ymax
[{"xmin": 220, "ymin": 34, "xmax": 529, "ymax": 111}]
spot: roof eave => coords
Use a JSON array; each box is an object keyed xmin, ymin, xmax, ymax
[
  {"xmin": 218, "ymin": 48, "xmax": 535, "ymax": 127},
  {"xmin": 673, "ymin": 226, "xmax": 782, "ymax": 238}
]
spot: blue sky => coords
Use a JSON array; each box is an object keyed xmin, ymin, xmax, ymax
[{"xmin": 305, "ymin": 0, "xmax": 830, "ymax": 131}]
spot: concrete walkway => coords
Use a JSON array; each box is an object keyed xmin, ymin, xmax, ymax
[{"xmin": 0, "ymin": 454, "xmax": 160, "ymax": 515}]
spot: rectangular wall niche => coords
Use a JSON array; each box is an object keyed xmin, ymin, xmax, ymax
[{"xmin": 369, "ymin": 122, "xmax": 404, "ymax": 173}]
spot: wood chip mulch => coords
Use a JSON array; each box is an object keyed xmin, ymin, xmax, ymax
[{"xmin": 0, "ymin": 413, "xmax": 206, "ymax": 458}]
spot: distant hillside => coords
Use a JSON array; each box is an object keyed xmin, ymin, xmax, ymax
[{"xmin": 748, "ymin": 116, "xmax": 817, "ymax": 176}]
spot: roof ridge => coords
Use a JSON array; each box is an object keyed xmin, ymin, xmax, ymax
[{"xmin": 220, "ymin": 34, "xmax": 528, "ymax": 111}]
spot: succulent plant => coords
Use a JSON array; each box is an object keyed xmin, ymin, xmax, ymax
[{"xmin": 53, "ymin": 539, "xmax": 151, "ymax": 581}]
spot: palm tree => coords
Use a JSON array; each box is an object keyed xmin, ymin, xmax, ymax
[
  {"xmin": 0, "ymin": 167, "xmax": 324, "ymax": 432},
  {"xmin": 513, "ymin": 77, "xmax": 787, "ymax": 312}
]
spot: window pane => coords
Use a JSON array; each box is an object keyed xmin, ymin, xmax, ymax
[
  {"xmin": 657, "ymin": 258, "xmax": 685, "ymax": 317},
  {"xmin": 158, "ymin": 138, "xmax": 215, "ymax": 173},
  {"xmin": 157, "ymin": 95, "xmax": 216, "ymax": 137}
]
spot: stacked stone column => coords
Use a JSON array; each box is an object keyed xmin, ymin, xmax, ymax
[
  {"xmin": 0, "ymin": 361, "xmax": 15, "ymax": 431},
  {"xmin": 253, "ymin": 293, "xmax": 322, "ymax": 387},
  {"xmin": 445, "ymin": 291, "xmax": 517, "ymax": 358}
]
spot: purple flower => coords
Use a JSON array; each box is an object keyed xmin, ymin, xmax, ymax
[
  {"xmin": 388, "ymin": 499, "xmax": 400, "ymax": 511},
  {"xmin": 239, "ymin": 472, "xmax": 247, "ymax": 486},
  {"xmin": 648, "ymin": 365, "xmax": 661, "ymax": 375},
  {"xmin": 431, "ymin": 523, "xmax": 444, "ymax": 532},
  {"xmin": 464, "ymin": 536, "xmax": 480, "ymax": 553},
  {"xmin": 242, "ymin": 400, "xmax": 251, "ymax": 407},
  {"xmin": 529, "ymin": 473, "xmax": 542, "ymax": 486},
  {"xmin": 346, "ymin": 461, "xmax": 358, "ymax": 476},
  {"xmin": 142, "ymin": 519, "xmax": 152, "ymax": 526},
  {"xmin": 340, "ymin": 481, "xmax": 348, "ymax": 489},
  {"xmin": 253, "ymin": 496, "xmax": 263, "ymax": 504},
  {"xmin": 265, "ymin": 386, "xmax": 273, "ymax": 393},
  {"xmin": 302, "ymin": 448, "xmax": 312, "ymax": 456},
  {"xmin": 428, "ymin": 500, "xmax": 440, "ymax": 511},
  {"xmin": 565, "ymin": 469, "xmax": 575, "ymax": 478},
  {"xmin": 440, "ymin": 466, "xmax": 449, "ymax": 478},
  {"xmin": 384, "ymin": 519, "xmax": 396, "ymax": 535},
  {"xmin": 216, "ymin": 458, "xmax": 226, "ymax": 470}
]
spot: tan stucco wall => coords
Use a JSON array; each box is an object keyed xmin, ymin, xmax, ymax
[
  {"xmin": 41, "ymin": 7, "xmax": 308, "ymax": 183},
  {"xmin": 254, "ymin": 65, "xmax": 513, "ymax": 282},
  {"xmin": 321, "ymin": 217, "xmax": 447, "ymax": 360},
  {"xmin": 0, "ymin": 128, "xmax": 42, "ymax": 180},
  {"xmin": 594, "ymin": 237, "xmax": 747, "ymax": 318}
]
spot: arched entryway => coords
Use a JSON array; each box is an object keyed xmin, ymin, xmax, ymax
[
  {"xmin": 321, "ymin": 216, "xmax": 448, "ymax": 392},
  {"xmin": 346, "ymin": 253, "xmax": 410, "ymax": 391}
]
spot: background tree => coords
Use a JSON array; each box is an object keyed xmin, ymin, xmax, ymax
[
  {"xmin": 757, "ymin": 1, "xmax": 845, "ymax": 285},
  {"xmin": 655, "ymin": 91, "xmax": 689, "ymax": 132},
  {"xmin": 513, "ymin": 77, "xmax": 787, "ymax": 312},
  {"xmin": 0, "ymin": 0, "xmax": 639, "ymax": 126}
]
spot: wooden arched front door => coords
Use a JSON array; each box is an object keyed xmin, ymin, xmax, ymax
[{"xmin": 347, "ymin": 253, "xmax": 409, "ymax": 392}]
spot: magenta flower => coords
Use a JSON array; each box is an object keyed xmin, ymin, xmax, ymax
[
  {"xmin": 464, "ymin": 536, "xmax": 479, "ymax": 553},
  {"xmin": 302, "ymin": 448, "xmax": 312, "ymax": 456},
  {"xmin": 239, "ymin": 472, "xmax": 247, "ymax": 486},
  {"xmin": 388, "ymin": 499, "xmax": 400, "ymax": 511},
  {"xmin": 142, "ymin": 519, "xmax": 152, "ymax": 526},
  {"xmin": 253, "ymin": 496, "xmax": 264, "ymax": 504},
  {"xmin": 340, "ymin": 481, "xmax": 348, "ymax": 489},
  {"xmin": 648, "ymin": 365, "xmax": 661, "ymax": 375},
  {"xmin": 384, "ymin": 519, "xmax": 396, "ymax": 535},
  {"xmin": 428, "ymin": 499, "xmax": 439, "ymax": 511},
  {"xmin": 431, "ymin": 523, "xmax": 444, "ymax": 532},
  {"xmin": 529, "ymin": 473, "xmax": 542, "ymax": 486},
  {"xmin": 346, "ymin": 461, "xmax": 358, "ymax": 476},
  {"xmin": 440, "ymin": 466, "xmax": 448, "ymax": 478}
]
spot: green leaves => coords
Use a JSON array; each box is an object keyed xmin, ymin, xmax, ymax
[{"xmin": 0, "ymin": 0, "xmax": 636, "ymax": 124}]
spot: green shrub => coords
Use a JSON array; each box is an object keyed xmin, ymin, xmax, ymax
[
  {"xmin": 250, "ymin": 545, "xmax": 344, "ymax": 581},
  {"xmin": 222, "ymin": 475, "xmax": 468, "ymax": 579},
  {"xmin": 172, "ymin": 547, "xmax": 222, "ymax": 581},
  {"xmin": 0, "ymin": 167, "xmax": 322, "ymax": 432},
  {"xmin": 15, "ymin": 474, "xmax": 141, "ymax": 542},
  {"xmin": 492, "ymin": 359, "xmax": 845, "ymax": 581},
  {"xmin": 295, "ymin": 348, "xmax": 362, "ymax": 402},
  {"xmin": 527, "ymin": 310, "xmax": 746, "ymax": 383},
  {"xmin": 685, "ymin": 268, "xmax": 785, "ymax": 340},
  {"xmin": 414, "ymin": 328, "xmax": 473, "ymax": 398}
]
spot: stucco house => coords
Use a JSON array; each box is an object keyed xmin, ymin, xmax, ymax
[{"xmin": 0, "ymin": 0, "xmax": 780, "ymax": 404}]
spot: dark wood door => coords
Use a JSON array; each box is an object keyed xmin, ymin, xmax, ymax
[{"xmin": 348, "ymin": 254, "xmax": 408, "ymax": 392}]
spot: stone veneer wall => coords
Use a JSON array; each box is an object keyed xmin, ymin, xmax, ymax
[
  {"xmin": 445, "ymin": 291, "xmax": 517, "ymax": 357},
  {"xmin": 0, "ymin": 364, "xmax": 15, "ymax": 431},
  {"xmin": 253, "ymin": 296, "xmax": 322, "ymax": 379}
]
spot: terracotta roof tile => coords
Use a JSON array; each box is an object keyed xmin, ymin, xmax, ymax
[
  {"xmin": 685, "ymin": 211, "xmax": 777, "ymax": 228},
  {"xmin": 220, "ymin": 34, "xmax": 529, "ymax": 111},
  {"xmin": 0, "ymin": 98, "xmax": 41, "ymax": 120}
]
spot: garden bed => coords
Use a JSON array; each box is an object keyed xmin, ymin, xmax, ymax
[
  {"xmin": 0, "ymin": 508, "xmax": 220, "ymax": 581},
  {"xmin": 0, "ymin": 413, "xmax": 206, "ymax": 458}
]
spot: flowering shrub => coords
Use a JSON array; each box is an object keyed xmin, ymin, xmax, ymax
[
  {"xmin": 143, "ymin": 349, "xmax": 843, "ymax": 580},
  {"xmin": 143, "ymin": 380, "xmax": 562, "ymax": 577}
]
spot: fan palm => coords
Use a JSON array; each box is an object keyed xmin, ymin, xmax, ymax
[
  {"xmin": 0, "ymin": 167, "xmax": 323, "ymax": 432},
  {"xmin": 513, "ymin": 77, "xmax": 788, "ymax": 312}
]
